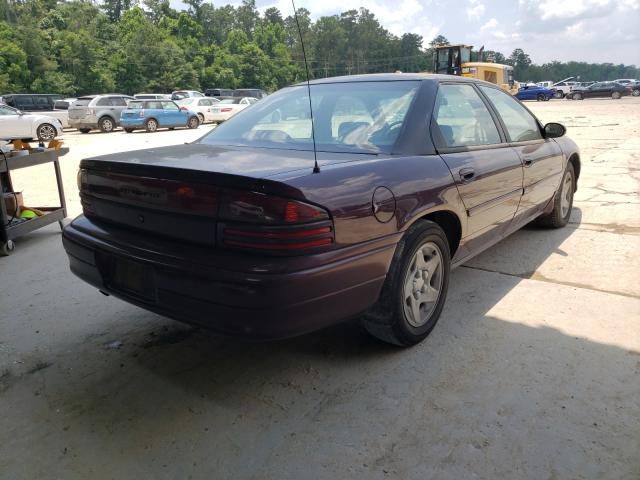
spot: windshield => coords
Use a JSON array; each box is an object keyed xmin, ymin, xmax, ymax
[
  {"xmin": 176, "ymin": 98, "xmax": 194, "ymax": 105},
  {"xmin": 200, "ymin": 81, "xmax": 420, "ymax": 154},
  {"xmin": 219, "ymin": 99, "xmax": 239, "ymax": 104}
]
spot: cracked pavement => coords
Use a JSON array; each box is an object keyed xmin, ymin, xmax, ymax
[{"xmin": 1, "ymin": 98, "xmax": 639, "ymax": 479}]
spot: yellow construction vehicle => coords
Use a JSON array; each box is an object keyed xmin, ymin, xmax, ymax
[{"xmin": 433, "ymin": 44, "xmax": 518, "ymax": 93}]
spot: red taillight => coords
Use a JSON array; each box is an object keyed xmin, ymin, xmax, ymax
[
  {"xmin": 139, "ymin": 109, "xmax": 145, "ymax": 117},
  {"xmin": 221, "ymin": 107, "xmax": 232, "ymax": 112},
  {"xmin": 222, "ymin": 225, "xmax": 333, "ymax": 252},
  {"xmin": 219, "ymin": 189, "xmax": 333, "ymax": 253},
  {"xmin": 180, "ymin": 106, "xmax": 189, "ymax": 111}
]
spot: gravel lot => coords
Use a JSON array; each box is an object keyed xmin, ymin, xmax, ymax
[{"xmin": 1, "ymin": 98, "xmax": 639, "ymax": 479}]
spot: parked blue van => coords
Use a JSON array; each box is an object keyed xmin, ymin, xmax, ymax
[{"xmin": 120, "ymin": 100, "xmax": 200, "ymax": 132}]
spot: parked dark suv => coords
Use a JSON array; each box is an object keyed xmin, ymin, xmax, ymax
[
  {"xmin": 234, "ymin": 88, "xmax": 268, "ymax": 99},
  {"xmin": 571, "ymin": 81, "xmax": 632, "ymax": 100},
  {"xmin": 205, "ymin": 88, "xmax": 235, "ymax": 97},
  {"xmin": 0, "ymin": 94, "xmax": 62, "ymax": 111}
]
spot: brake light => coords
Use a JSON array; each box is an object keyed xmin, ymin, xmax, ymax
[
  {"xmin": 139, "ymin": 109, "xmax": 145, "ymax": 117},
  {"xmin": 219, "ymin": 189, "xmax": 333, "ymax": 253},
  {"xmin": 221, "ymin": 108, "xmax": 232, "ymax": 113},
  {"xmin": 180, "ymin": 106, "xmax": 188, "ymax": 111}
]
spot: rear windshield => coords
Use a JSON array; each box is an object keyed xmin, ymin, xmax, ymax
[
  {"xmin": 200, "ymin": 81, "xmax": 420, "ymax": 154},
  {"xmin": 219, "ymin": 98, "xmax": 241, "ymax": 104},
  {"xmin": 176, "ymin": 98, "xmax": 194, "ymax": 104},
  {"xmin": 73, "ymin": 97, "xmax": 94, "ymax": 107},
  {"xmin": 127, "ymin": 101, "xmax": 145, "ymax": 109}
]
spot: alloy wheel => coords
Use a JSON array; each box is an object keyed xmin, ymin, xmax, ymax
[
  {"xmin": 402, "ymin": 242, "xmax": 444, "ymax": 328},
  {"xmin": 38, "ymin": 124, "xmax": 56, "ymax": 140}
]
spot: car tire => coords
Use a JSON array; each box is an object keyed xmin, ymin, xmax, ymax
[
  {"xmin": 573, "ymin": 93, "xmax": 582, "ymax": 100},
  {"xmin": 554, "ymin": 91, "xmax": 564, "ymax": 99},
  {"xmin": 197, "ymin": 113, "xmax": 205, "ymax": 124},
  {"xmin": 612, "ymin": 91, "xmax": 621, "ymax": 99},
  {"xmin": 145, "ymin": 118, "xmax": 158, "ymax": 132},
  {"xmin": 79, "ymin": 128, "xmax": 91, "ymax": 134},
  {"xmin": 98, "ymin": 116, "xmax": 115, "ymax": 133},
  {"xmin": 361, "ymin": 221, "xmax": 450, "ymax": 347},
  {"xmin": 632, "ymin": 89, "xmax": 640, "ymax": 97},
  {"xmin": 124, "ymin": 128, "xmax": 134, "ymax": 133},
  {"xmin": 36, "ymin": 123, "xmax": 56, "ymax": 141},
  {"xmin": 536, "ymin": 163, "xmax": 575, "ymax": 228},
  {"xmin": 187, "ymin": 116, "xmax": 199, "ymax": 129}
]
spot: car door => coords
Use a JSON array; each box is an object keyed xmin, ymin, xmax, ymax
[
  {"xmin": 588, "ymin": 82, "xmax": 605, "ymax": 98},
  {"xmin": 161, "ymin": 101, "xmax": 184, "ymax": 126},
  {"xmin": 431, "ymin": 83, "xmax": 524, "ymax": 253},
  {"xmin": 0, "ymin": 105, "xmax": 29, "ymax": 139},
  {"xmin": 479, "ymin": 85, "xmax": 564, "ymax": 222}
]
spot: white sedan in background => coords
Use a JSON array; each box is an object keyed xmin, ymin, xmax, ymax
[
  {"xmin": 176, "ymin": 97, "xmax": 220, "ymax": 124},
  {"xmin": 0, "ymin": 104, "xmax": 64, "ymax": 141},
  {"xmin": 209, "ymin": 97, "xmax": 258, "ymax": 123}
]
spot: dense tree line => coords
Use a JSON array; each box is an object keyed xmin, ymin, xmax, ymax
[{"xmin": 1, "ymin": 0, "xmax": 638, "ymax": 96}]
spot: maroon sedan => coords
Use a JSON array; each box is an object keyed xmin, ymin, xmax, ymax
[{"xmin": 63, "ymin": 74, "xmax": 580, "ymax": 346}]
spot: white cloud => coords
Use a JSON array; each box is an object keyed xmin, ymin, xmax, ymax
[
  {"xmin": 480, "ymin": 17, "xmax": 498, "ymax": 31},
  {"xmin": 466, "ymin": 0, "xmax": 485, "ymax": 19}
]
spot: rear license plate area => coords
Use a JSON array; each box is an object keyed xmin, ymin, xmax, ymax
[{"xmin": 98, "ymin": 254, "xmax": 156, "ymax": 301}]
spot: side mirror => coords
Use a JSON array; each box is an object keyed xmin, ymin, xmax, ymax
[{"xmin": 544, "ymin": 122, "xmax": 566, "ymax": 138}]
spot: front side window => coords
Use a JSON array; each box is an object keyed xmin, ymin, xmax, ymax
[
  {"xmin": 201, "ymin": 81, "xmax": 419, "ymax": 154},
  {"xmin": 480, "ymin": 86, "xmax": 543, "ymax": 142},
  {"xmin": 432, "ymin": 84, "xmax": 501, "ymax": 148}
]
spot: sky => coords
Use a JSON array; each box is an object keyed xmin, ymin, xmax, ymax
[{"xmin": 180, "ymin": 0, "xmax": 640, "ymax": 66}]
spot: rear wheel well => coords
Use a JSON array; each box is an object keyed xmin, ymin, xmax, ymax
[
  {"xmin": 415, "ymin": 210, "xmax": 462, "ymax": 257},
  {"xmin": 568, "ymin": 153, "xmax": 581, "ymax": 189}
]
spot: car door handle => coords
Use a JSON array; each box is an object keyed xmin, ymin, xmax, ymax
[
  {"xmin": 523, "ymin": 157, "xmax": 533, "ymax": 167},
  {"xmin": 459, "ymin": 168, "xmax": 475, "ymax": 182}
]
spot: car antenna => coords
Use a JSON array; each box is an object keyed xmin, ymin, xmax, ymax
[{"xmin": 291, "ymin": 0, "xmax": 320, "ymax": 174}]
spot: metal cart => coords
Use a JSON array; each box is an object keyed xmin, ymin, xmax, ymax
[{"xmin": 0, "ymin": 147, "xmax": 69, "ymax": 256}]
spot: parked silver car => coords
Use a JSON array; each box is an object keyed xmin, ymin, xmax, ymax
[{"xmin": 68, "ymin": 94, "xmax": 134, "ymax": 133}]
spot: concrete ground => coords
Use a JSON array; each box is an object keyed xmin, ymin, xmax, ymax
[{"xmin": 1, "ymin": 99, "xmax": 639, "ymax": 480}]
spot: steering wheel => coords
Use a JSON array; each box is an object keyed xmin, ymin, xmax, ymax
[{"xmin": 369, "ymin": 120, "xmax": 404, "ymax": 144}]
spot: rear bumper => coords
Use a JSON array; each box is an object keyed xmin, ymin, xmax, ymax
[
  {"xmin": 62, "ymin": 215, "xmax": 396, "ymax": 339},
  {"xmin": 120, "ymin": 118, "xmax": 145, "ymax": 127}
]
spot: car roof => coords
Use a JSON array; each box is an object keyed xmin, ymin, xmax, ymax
[{"xmin": 299, "ymin": 73, "xmax": 502, "ymax": 88}]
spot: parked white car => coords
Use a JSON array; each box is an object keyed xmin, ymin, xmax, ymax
[
  {"xmin": 171, "ymin": 90, "xmax": 205, "ymax": 101},
  {"xmin": 176, "ymin": 97, "xmax": 220, "ymax": 123},
  {"xmin": 551, "ymin": 77, "xmax": 578, "ymax": 98},
  {"xmin": 537, "ymin": 81, "xmax": 553, "ymax": 88},
  {"xmin": 209, "ymin": 97, "xmax": 257, "ymax": 123},
  {"xmin": 134, "ymin": 93, "xmax": 172, "ymax": 100},
  {"xmin": 0, "ymin": 104, "xmax": 63, "ymax": 141}
]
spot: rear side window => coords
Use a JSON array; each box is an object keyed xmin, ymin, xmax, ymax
[
  {"xmin": 432, "ymin": 84, "xmax": 501, "ymax": 148},
  {"xmin": 74, "ymin": 97, "xmax": 93, "ymax": 107},
  {"xmin": 480, "ymin": 86, "xmax": 542, "ymax": 142},
  {"xmin": 111, "ymin": 97, "xmax": 128, "ymax": 106},
  {"xmin": 96, "ymin": 97, "xmax": 111, "ymax": 106}
]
